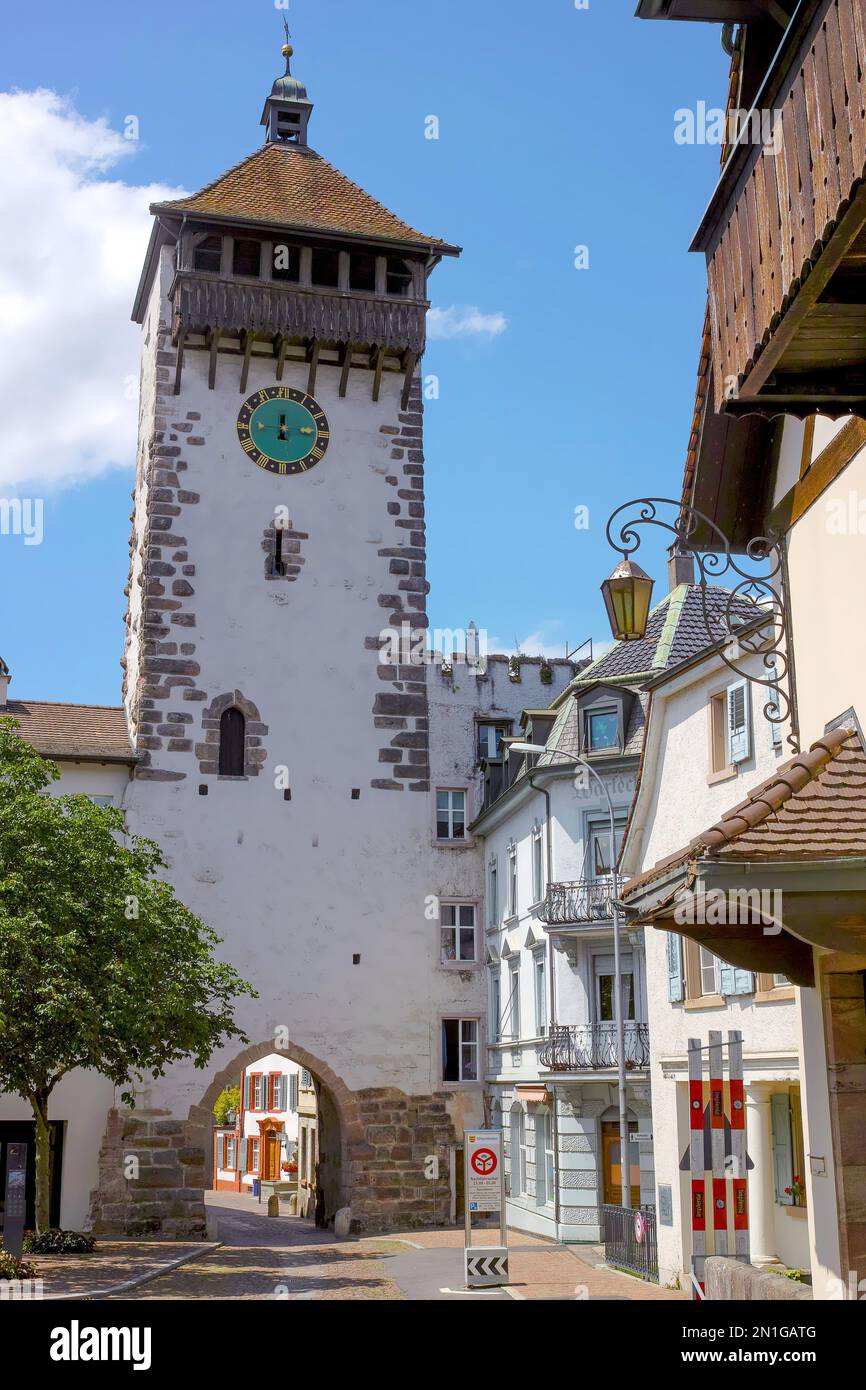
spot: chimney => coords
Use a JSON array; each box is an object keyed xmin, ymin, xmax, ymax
[
  {"xmin": 667, "ymin": 543, "xmax": 695, "ymax": 591},
  {"xmin": 0, "ymin": 658, "xmax": 9, "ymax": 711}
]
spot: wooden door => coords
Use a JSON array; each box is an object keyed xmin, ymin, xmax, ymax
[
  {"xmin": 264, "ymin": 1130, "xmax": 280, "ymax": 1181},
  {"xmin": 601, "ymin": 1122, "xmax": 640, "ymax": 1207}
]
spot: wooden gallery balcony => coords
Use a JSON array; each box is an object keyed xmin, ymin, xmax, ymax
[
  {"xmin": 168, "ymin": 270, "xmax": 427, "ymax": 404},
  {"xmin": 694, "ymin": 0, "xmax": 866, "ymax": 417}
]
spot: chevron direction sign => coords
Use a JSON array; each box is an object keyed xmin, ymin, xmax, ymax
[{"xmin": 465, "ymin": 1246, "xmax": 509, "ymax": 1288}]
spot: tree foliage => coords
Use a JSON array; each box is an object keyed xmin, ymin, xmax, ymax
[{"xmin": 0, "ymin": 720, "xmax": 256, "ymax": 1227}]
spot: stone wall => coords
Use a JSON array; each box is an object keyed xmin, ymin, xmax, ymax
[
  {"xmin": 90, "ymin": 1085, "xmax": 456, "ymax": 1237},
  {"xmin": 89, "ymin": 1107, "xmax": 207, "ymax": 1239},
  {"xmin": 346, "ymin": 1088, "xmax": 455, "ymax": 1231},
  {"xmin": 705, "ymin": 1256, "xmax": 813, "ymax": 1301}
]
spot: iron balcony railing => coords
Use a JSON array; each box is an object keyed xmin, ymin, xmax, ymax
[
  {"xmin": 538, "ymin": 1023, "xmax": 650, "ymax": 1073},
  {"xmin": 538, "ymin": 878, "xmax": 616, "ymax": 926}
]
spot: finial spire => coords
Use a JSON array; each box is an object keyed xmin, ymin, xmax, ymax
[{"xmin": 261, "ymin": 22, "xmax": 313, "ymax": 146}]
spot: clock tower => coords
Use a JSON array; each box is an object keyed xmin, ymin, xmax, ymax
[{"xmin": 96, "ymin": 40, "xmax": 476, "ymax": 1236}]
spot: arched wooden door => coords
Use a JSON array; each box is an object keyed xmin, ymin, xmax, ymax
[{"xmin": 263, "ymin": 1129, "xmax": 281, "ymax": 1181}]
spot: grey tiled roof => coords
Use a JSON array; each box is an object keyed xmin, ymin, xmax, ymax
[{"xmin": 573, "ymin": 584, "xmax": 760, "ymax": 685}]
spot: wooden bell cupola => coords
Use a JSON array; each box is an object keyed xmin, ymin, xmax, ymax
[{"xmin": 260, "ymin": 33, "xmax": 313, "ymax": 147}]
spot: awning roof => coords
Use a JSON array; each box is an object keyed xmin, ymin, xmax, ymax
[{"xmin": 621, "ymin": 726, "xmax": 866, "ymax": 984}]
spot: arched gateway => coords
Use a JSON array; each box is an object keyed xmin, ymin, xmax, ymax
[{"xmin": 89, "ymin": 1039, "xmax": 457, "ymax": 1238}]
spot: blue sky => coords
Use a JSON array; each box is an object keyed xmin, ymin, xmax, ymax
[{"xmin": 0, "ymin": 0, "xmax": 729, "ymax": 704}]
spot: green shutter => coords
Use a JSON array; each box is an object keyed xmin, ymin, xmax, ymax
[
  {"xmin": 771, "ymin": 1093, "xmax": 794, "ymax": 1203},
  {"xmin": 720, "ymin": 962, "xmax": 754, "ymax": 996}
]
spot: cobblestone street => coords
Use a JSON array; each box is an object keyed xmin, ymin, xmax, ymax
[{"xmin": 100, "ymin": 1195, "xmax": 687, "ymax": 1302}]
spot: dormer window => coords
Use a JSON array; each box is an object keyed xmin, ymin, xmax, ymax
[
  {"xmin": 193, "ymin": 235, "xmax": 222, "ymax": 273},
  {"xmin": 233, "ymin": 238, "xmax": 262, "ymax": 278},
  {"xmin": 386, "ymin": 256, "xmax": 413, "ymax": 297},
  {"xmin": 311, "ymin": 247, "xmax": 340, "ymax": 288},
  {"xmin": 586, "ymin": 708, "xmax": 620, "ymax": 751},
  {"xmin": 349, "ymin": 253, "xmax": 377, "ymax": 293}
]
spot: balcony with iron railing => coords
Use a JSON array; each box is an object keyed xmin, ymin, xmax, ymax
[
  {"xmin": 537, "ymin": 877, "xmax": 616, "ymax": 926},
  {"xmin": 538, "ymin": 1022, "xmax": 650, "ymax": 1073}
]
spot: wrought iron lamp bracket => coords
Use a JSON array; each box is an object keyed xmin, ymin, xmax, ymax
[{"xmin": 605, "ymin": 497, "xmax": 800, "ymax": 753}]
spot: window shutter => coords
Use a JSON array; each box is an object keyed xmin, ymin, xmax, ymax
[
  {"xmin": 667, "ymin": 932, "xmax": 684, "ymax": 1002},
  {"xmin": 239, "ymin": 1137, "xmax": 248, "ymax": 1173},
  {"xmin": 726, "ymin": 680, "xmax": 751, "ymax": 764},
  {"xmin": 719, "ymin": 961, "xmax": 735, "ymax": 995},
  {"xmin": 290, "ymin": 1074, "xmax": 299, "ymax": 1111},
  {"xmin": 243, "ymin": 1072, "xmax": 251, "ymax": 1112},
  {"xmin": 733, "ymin": 968, "xmax": 754, "ymax": 995},
  {"xmin": 771, "ymin": 1093, "xmax": 794, "ymax": 1203},
  {"xmin": 766, "ymin": 660, "xmax": 783, "ymax": 748}
]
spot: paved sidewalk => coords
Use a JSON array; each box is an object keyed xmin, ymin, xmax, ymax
[{"xmin": 31, "ymin": 1239, "xmax": 217, "ymax": 1300}]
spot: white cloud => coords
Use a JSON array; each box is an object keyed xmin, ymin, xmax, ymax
[
  {"xmin": 427, "ymin": 305, "xmax": 508, "ymax": 341},
  {"xmin": 0, "ymin": 90, "xmax": 184, "ymax": 490}
]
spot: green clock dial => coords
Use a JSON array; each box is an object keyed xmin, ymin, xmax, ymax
[{"xmin": 236, "ymin": 386, "xmax": 330, "ymax": 475}]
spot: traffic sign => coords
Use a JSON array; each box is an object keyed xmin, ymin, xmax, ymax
[
  {"xmin": 465, "ymin": 1130, "xmax": 502, "ymax": 1213},
  {"xmin": 465, "ymin": 1246, "xmax": 509, "ymax": 1288}
]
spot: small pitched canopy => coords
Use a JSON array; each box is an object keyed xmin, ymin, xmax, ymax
[{"xmin": 261, "ymin": 27, "xmax": 314, "ymax": 146}]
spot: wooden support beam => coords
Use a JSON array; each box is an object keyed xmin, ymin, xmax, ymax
[
  {"xmin": 173, "ymin": 328, "xmax": 186, "ymax": 396},
  {"xmin": 307, "ymin": 339, "xmax": 320, "ymax": 397},
  {"xmin": 274, "ymin": 334, "xmax": 288, "ymax": 381},
  {"xmin": 239, "ymin": 331, "xmax": 254, "ymax": 394},
  {"xmin": 401, "ymin": 349, "xmax": 418, "ymax": 411},
  {"xmin": 207, "ymin": 327, "xmax": 220, "ymax": 390},
  {"xmin": 371, "ymin": 345, "xmax": 385, "ymax": 403},
  {"xmin": 339, "ymin": 341, "xmax": 354, "ymax": 399}
]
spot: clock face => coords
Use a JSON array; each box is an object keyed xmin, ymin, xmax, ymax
[{"xmin": 236, "ymin": 386, "xmax": 330, "ymax": 475}]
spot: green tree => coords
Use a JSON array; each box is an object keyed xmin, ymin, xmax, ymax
[
  {"xmin": 213, "ymin": 1085, "xmax": 240, "ymax": 1126},
  {"xmin": 0, "ymin": 720, "xmax": 256, "ymax": 1231}
]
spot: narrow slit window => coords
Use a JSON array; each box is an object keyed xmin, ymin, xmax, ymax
[
  {"xmin": 272, "ymin": 242, "xmax": 301, "ymax": 282},
  {"xmin": 193, "ymin": 235, "xmax": 222, "ymax": 273},
  {"xmin": 273, "ymin": 527, "xmax": 285, "ymax": 577},
  {"xmin": 386, "ymin": 255, "xmax": 413, "ymax": 296},
  {"xmin": 311, "ymin": 247, "xmax": 340, "ymax": 287},
  {"xmin": 219, "ymin": 707, "xmax": 245, "ymax": 776},
  {"xmin": 232, "ymin": 238, "xmax": 262, "ymax": 278},
  {"xmin": 349, "ymin": 253, "xmax": 376, "ymax": 292}
]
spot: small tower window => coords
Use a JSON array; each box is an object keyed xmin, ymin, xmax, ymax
[
  {"xmin": 219, "ymin": 707, "xmax": 246, "ymax": 777},
  {"xmin": 276, "ymin": 109, "xmax": 302, "ymax": 142},
  {"xmin": 193, "ymin": 235, "xmax": 222, "ymax": 273},
  {"xmin": 311, "ymin": 247, "xmax": 340, "ymax": 288},
  {"xmin": 349, "ymin": 253, "xmax": 376, "ymax": 293},
  {"xmin": 233, "ymin": 239, "xmax": 262, "ymax": 278},
  {"xmin": 272, "ymin": 243, "xmax": 301, "ymax": 283},
  {"xmin": 386, "ymin": 256, "xmax": 413, "ymax": 297}
]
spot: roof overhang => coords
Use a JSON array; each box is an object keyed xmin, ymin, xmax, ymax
[
  {"xmin": 148, "ymin": 205, "xmax": 462, "ymax": 261},
  {"xmin": 635, "ymin": 0, "xmax": 781, "ymax": 17},
  {"xmin": 623, "ymin": 855, "xmax": 866, "ymax": 985}
]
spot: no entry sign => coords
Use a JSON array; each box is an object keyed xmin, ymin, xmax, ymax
[{"xmin": 465, "ymin": 1130, "xmax": 502, "ymax": 1213}]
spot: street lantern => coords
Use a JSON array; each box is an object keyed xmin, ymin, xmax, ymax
[{"xmin": 600, "ymin": 558, "xmax": 655, "ymax": 642}]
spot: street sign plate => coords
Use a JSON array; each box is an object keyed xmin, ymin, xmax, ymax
[
  {"xmin": 464, "ymin": 1130, "xmax": 502, "ymax": 1213},
  {"xmin": 465, "ymin": 1246, "xmax": 509, "ymax": 1288}
]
